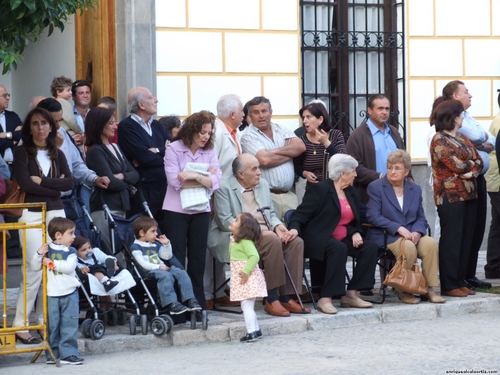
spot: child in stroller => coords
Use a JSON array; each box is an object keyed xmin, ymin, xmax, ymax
[
  {"xmin": 130, "ymin": 216, "xmax": 202, "ymax": 315},
  {"xmin": 75, "ymin": 235, "xmax": 120, "ymax": 292}
]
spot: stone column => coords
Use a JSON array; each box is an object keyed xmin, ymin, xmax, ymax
[{"xmin": 115, "ymin": 0, "xmax": 156, "ymax": 120}]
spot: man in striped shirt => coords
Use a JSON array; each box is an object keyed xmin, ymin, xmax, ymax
[{"xmin": 240, "ymin": 96, "xmax": 305, "ymax": 221}]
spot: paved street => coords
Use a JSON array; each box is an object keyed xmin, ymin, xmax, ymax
[{"xmin": 2, "ymin": 311, "xmax": 500, "ymax": 374}]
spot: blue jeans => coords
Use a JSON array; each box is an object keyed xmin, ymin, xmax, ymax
[
  {"xmin": 45, "ymin": 290, "xmax": 79, "ymax": 360},
  {"xmin": 150, "ymin": 266, "xmax": 195, "ymax": 308}
]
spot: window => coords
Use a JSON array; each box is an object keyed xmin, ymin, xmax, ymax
[{"xmin": 301, "ymin": 0, "xmax": 406, "ymax": 139}]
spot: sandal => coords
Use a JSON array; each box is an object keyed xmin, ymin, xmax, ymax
[{"xmin": 16, "ymin": 334, "xmax": 42, "ymax": 345}]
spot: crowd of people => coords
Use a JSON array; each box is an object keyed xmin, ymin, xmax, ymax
[{"xmin": 1, "ymin": 76, "xmax": 499, "ymax": 355}]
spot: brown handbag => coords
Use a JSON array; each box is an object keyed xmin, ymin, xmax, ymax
[
  {"xmin": 383, "ymin": 237, "xmax": 427, "ymax": 295},
  {"xmin": 0, "ymin": 179, "xmax": 26, "ymax": 217}
]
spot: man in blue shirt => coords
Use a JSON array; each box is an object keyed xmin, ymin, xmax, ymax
[{"xmin": 346, "ymin": 94, "xmax": 407, "ymax": 204}]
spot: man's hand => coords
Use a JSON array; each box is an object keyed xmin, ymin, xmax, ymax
[
  {"xmin": 481, "ymin": 142, "xmax": 494, "ymax": 153},
  {"xmin": 159, "ymin": 265, "xmax": 170, "ymax": 271},
  {"xmin": 72, "ymin": 134, "xmax": 84, "ymax": 145},
  {"xmin": 148, "ymin": 147, "xmax": 157, "ymax": 153},
  {"xmin": 275, "ymin": 225, "xmax": 297, "ymax": 244},
  {"xmin": 95, "ymin": 176, "xmax": 110, "ymax": 189}
]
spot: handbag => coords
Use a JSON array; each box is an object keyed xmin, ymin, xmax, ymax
[
  {"xmin": 383, "ymin": 237, "xmax": 427, "ymax": 295},
  {"xmin": 179, "ymin": 162, "xmax": 212, "ymax": 212},
  {"xmin": 0, "ymin": 179, "xmax": 26, "ymax": 217}
]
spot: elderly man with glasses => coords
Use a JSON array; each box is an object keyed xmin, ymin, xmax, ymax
[{"xmin": 0, "ymin": 85, "xmax": 22, "ymax": 166}]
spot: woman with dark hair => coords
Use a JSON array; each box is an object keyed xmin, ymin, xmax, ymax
[
  {"xmin": 13, "ymin": 107, "xmax": 74, "ymax": 344},
  {"xmin": 430, "ymin": 100, "xmax": 483, "ymax": 297},
  {"xmin": 85, "ymin": 107, "xmax": 139, "ymax": 251},
  {"xmin": 163, "ymin": 110, "xmax": 222, "ymax": 310},
  {"xmin": 159, "ymin": 115, "xmax": 181, "ymax": 140},
  {"xmin": 238, "ymin": 100, "xmax": 252, "ymax": 132},
  {"xmin": 293, "ymin": 102, "xmax": 346, "ymax": 190}
]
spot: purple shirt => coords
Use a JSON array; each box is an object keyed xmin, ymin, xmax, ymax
[{"xmin": 163, "ymin": 140, "xmax": 222, "ymax": 214}]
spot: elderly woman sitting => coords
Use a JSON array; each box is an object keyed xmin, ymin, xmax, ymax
[
  {"xmin": 288, "ymin": 154, "xmax": 377, "ymax": 314},
  {"xmin": 366, "ymin": 150, "xmax": 445, "ymax": 304}
]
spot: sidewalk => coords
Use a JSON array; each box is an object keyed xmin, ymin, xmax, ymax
[{"xmin": 2, "ymin": 250, "xmax": 500, "ymax": 357}]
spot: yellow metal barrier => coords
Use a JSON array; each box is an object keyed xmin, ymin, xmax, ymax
[{"xmin": 0, "ymin": 203, "xmax": 58, "ymax": 366}]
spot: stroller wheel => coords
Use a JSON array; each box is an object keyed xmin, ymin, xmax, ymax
[
  {"xmin": 129, "ymin": 315, "xmax": 137, "ymax": 335},
  {"xmin": 90, "ymin": 320, "xmax": 105, "ymax": 340},
  {"xmin": 150, "ymin": 317, "xmax": 167, "ymax": 336},
  {"xmin": 97, "ymin": 308, "xmax": 108, "ymax": 326},
  {"xmin": 160, "ymin": 314, "xmax": 174, "ymax": 334},
  {"xmin": 108, "ymin": 310, "xmax": 118, "ymax": 326},
  {"xmin": 81, "ymin": 318, "xmax": 92, "ymax": 338},
  {"xmin": 201, "ymin": 310, "xmax": 208, "ymax": 330},
  {"xmin": 141, "ymin": 314, "xmax": 148, "ymax": 335},
  {"xmin": 190, "ymin": 311, "xmax": 196, "ymax": 330},
  {"xmin": 117, "ymin": 311, "xmax": 128, "ymax": 325}
]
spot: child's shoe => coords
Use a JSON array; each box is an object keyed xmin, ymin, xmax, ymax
[
  {"xmin": 240, "ymin": 332, "xmax": 258, "ymax": 343},
  {"xmin": 105, "ymin": 258, "xmax": 115, "ymax": 278},
  {"xmin": 103, "ymin": 279, "xmax": 119, "ymax": 292},
  {"xmin": 60, "ymin": 355, "xmax": 84, "ymax": 365},
  {"xmin": 255, "ymin": 329, "xmax": 263, "ymax": 339},
  {"xmin": 186, "ymin": 298, "xmax": 202, "ymax": 311},
  {"xmin": 168, "ymin": 302, "xmax": 189, "ymax": 315}
]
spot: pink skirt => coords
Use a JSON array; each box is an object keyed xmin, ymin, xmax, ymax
[{"xmin": 230, "ymin": 260, "xmax": 268, "ymax": 301}]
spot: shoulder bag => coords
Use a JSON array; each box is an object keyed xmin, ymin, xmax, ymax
[{"xmin": 383, "ymin": 237, "xmax": 427, "ymax": 295}]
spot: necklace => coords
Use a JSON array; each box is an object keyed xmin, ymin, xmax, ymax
[{"xmin": 393, "ymin": 186, "xmax": 403, "ymax": 194}]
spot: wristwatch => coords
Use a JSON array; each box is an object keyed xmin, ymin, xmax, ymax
[
  {"xmin": 6, "ymin": 132, "xmax": 11, "ymax": 139},
  {"xmin": 197, "ymin": 174, "xmax": 203, "ymax": 183}
]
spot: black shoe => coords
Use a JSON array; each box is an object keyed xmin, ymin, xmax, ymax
[
  {"xmin": 60, "ymin": 355, "xmax": 84, "ymax": 365},
  {"xmin": 168, "ymin": 302, "xmax": 189, "ymax": 315},
  {"xmin": 466, "ymin": 276, "xmax": 492, "ymax": 289},
  {"xmin": 186, "ymin": 298, "xmax": 202, "ymax": 311},
  {"xmin": 103, "ymin": 279, "xmax": 119, "ymax": 292},
  {"xmin": 255, "ymin": 329, "xmax": 263, "ymax": 339},
  {"xmin": 16, "ymin": 335, "xmax": 42, "ymax": 345},
  {"xmin": 105, "ymin": 258, "xmax": 115, "ymax": 278},
  {"xmin": 240, "ymin": 332, "xmax": 258, "ymax": 343}
]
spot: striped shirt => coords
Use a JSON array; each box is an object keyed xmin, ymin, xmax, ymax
[{"xmin": 240, "ymin": 122, "xmax": 296, "ymax": 191}]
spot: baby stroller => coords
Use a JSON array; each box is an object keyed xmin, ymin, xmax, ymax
[
  {"xmin": 101, "ymin": 195, "xmax": 208, "ymax": 336},
  {"xmin": 74, "ymin": 190, "xmax": 141, "ymax": 339}
]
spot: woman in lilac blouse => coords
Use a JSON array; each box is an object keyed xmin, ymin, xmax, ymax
[{"xmin": 163, "ymin": 110, "xmax": 222, "ymax": 309}]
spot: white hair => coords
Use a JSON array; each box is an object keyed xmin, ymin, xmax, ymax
[
  {"xmin": 328, "ymin": 154, "xmax": 358, "ymax": 181},
  {"xmin": 217, "ymin": 94, "xmax": 242, "ymax": 119}
]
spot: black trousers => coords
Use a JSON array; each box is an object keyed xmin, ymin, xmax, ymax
[
  {"xmin": 438, "ymin": 197, "xmax": 477, "ymax": 291},
  {"xmin": 309, "ymin": 236, "xmax": 377, "ymax": 298},
  {"xmin": 466, "ymin": 174, "xmax": 487, "ymax": 279},
  {"xmin": 163, "ymin": 210, "xmax": 210, "ymax": 309},
  {"xmin": 486, "ymin": 192, "xmax": 500, "ymax": 277}
]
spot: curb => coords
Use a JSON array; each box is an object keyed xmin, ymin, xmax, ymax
[{"xmin": 78, "ymin": 293, "xmax": 500, "ymax": 355}]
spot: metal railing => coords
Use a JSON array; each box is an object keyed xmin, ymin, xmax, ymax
[{"xmin": 0, "ymin": 203, "xmax": 58, "ymax": 365}]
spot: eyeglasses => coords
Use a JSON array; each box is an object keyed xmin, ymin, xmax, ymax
[
  {"xmin": 1, "ymin": 93, "xmax": 11, "ymax": 99},
  {"xmin": 387, "ymin": 166, "xmax": 405, "ymax": 172}
]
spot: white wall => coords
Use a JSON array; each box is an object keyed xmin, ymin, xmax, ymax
[{"xmin": 1, "ymin": 16, "xmax": 76, "ymax": 120}]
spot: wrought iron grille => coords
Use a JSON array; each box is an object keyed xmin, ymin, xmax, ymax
[{"xmin": 300, "ymin": 0, "xmax": 406, "ymax": 141}]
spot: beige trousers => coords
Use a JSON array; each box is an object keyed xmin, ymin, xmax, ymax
[{"xmin": 386, "ymin": 235, "xmax": 439, "ymax": 288}]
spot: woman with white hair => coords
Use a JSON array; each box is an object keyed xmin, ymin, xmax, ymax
[{"xmin": 288, "ymin": 154, "xmax": 378, "ymax": 314}]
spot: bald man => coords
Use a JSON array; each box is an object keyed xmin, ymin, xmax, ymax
[{"xmin": 118, "ymin": 87, "xmax": 171, "ymax": 222}]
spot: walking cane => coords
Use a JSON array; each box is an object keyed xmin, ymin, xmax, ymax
[{"xmin": 256, "ymin": 206, "xmax": 306, "ymax": 312}]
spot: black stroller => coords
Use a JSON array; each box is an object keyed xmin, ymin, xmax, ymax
[
  {"xmin": 101, "ymin": 196, "xmax": 208, "ymax": 336},
  {"xmin": 73, "ymin": 187, "xmax": 142, "ymax": 339}
]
